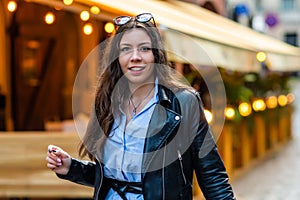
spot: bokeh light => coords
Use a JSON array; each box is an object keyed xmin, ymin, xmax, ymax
[
  {"xmin": 80, "ymin": 10, "xmax": 90, "ymax": 21},
  {"xmin": 252, "ymin": 99, "xmax": 266, "ymax": 112},
  {"xmin": 278, "ymin": 95, "xmax": 288, "ymax": 107},
  {"xmin": 225, "ymin": 106, "xmax": 235, "ymax": 120},
  {"xmin": 7, "ymin": 1, "xmax": 17, "ymax": 12},
  {"xmin": 266, "ymin": 96, "xmax": 277, "ymax": 109},
  {"xmin": 238, "ymin": 102, "xmax": 252, "ymax": 117},
  {"xmin": 90, "ymin": 6, "xmax": 100, "ymax": 14},
  {"xmin": 204, "ymin": 109, "xmax": 213, "ymax": 124},
  {"xmin": 104, "ymin": 22, "xmax": 115, "ymax": 33},
  {"xmin": 44, "ymin": 12, "xmax": 55, "ymax": 25},
  {"xmin": 287, "ymin": 93, "xmax": 295, "ymax": 104},
  {"xmin": 256, "ymin": 51, "xmax": 267, "ymax": 62},
  {"xmin": 83, "ymin": 23, "xmax": 93, "ymax": 35},
  {"xmin": 63, "ymin": 0, "xmax": 73, "ymax": 6}
]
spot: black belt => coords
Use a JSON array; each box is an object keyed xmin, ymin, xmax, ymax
[{"xmin": 105, "ymin": 177, "xmax": 143, "ymax": 200}]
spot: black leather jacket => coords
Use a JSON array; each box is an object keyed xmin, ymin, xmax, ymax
[{"xmin": 58, "ymin": 85, "xmax": 235, "ymax": 200}]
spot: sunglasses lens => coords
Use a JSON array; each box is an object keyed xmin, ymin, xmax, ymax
[
  {"xmin": 114, "ymin": 16, "xmax": 131, "ymax": 25},
  {"xmin": 136, "ymin": 13, "xmax": 153, "ymax": 23},
  {"xmin": 113, "ymin": 13, "xmax": 155, "ymax": 27}
]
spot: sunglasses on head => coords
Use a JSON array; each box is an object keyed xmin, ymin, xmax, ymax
[{"xmin": 113, "ymin": 13, "xmax": 156, "ymax": 27}]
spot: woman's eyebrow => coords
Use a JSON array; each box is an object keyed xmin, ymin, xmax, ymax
[
  {"xmin": 119, "ymin": 42, "xmax": 131, "ymax": 45},
  {"xmin": 120, "ymin": 41, "xmax": 151, "ymax": 46},
  {"xmin": 138, "ymin": 42, "xmax": 151, "ymax": 46}
]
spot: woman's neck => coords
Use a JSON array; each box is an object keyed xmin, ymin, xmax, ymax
[
  {"xmin": 125, "ymin": 82, "xmax": 155, "ymax": 119},
  {"xmin": 129, "ymin": 83, "xmax": 155, "ymax": 100}
]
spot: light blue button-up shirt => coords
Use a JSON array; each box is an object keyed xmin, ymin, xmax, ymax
[{"xmin": 104, "ymin": 83, "xmax": 158, "ymax": 200}]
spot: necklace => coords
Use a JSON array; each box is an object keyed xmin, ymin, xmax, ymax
[{"xmin": 129, "ymin": 85, "xmax": 155, "ymax": 117}]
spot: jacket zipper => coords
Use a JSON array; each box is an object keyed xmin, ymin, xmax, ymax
[
  {"xmin": 177, "ymin": 150, "xmax": 187, "ymax": 185},
  {"xmin": 162, "ymin": 143, "xmax": 167, "ymax": 200},
  {"xmin": 95, "ymin": 161, "xmax": 103, "ymax": 200}
]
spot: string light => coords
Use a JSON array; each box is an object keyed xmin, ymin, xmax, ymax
[
  {"xmin": 44, "ymin": 11, "xmax": 55, "ymax": 25},
  {"xmin": 204, "ymin": 109, "xmax": 213, "ymax": 124},
  {"xmin": 256, "ymin": 51, "xmax": 267, "ymax": 62},
  {"xmin": 7, "ymin": 0, "xmax": 17, "ymax": 12},
  {"xmin": 278, "ymin": 95, "xmax": 288, "ymax": 107},
  {"xmin": 238, "ymin": 102, "xmax": 252, "ymax": 117},
  {"xmin": 252, "ymin": 99, "xmax": 266, "ymax": 112},
  {"xmin": 225, "ymin": 106, "xmax": 235, "ymax": 120},
  {"xmin": 63, "ymin": 0, "xmax": 73, "ymax": 6},
  {"xmin": 104, "ymin": 22, "xmax": 115, "ymax": 34},
  {"xmin": 266, "ymin": 96, "xmax": 277, "ymax": 109},
  {"xmin": 90, "ymin": 6, "xmax": 100, "ymax": 14},
  {"xmin": 80, "ymin": 10, "xmax": 90, "ymax": 21},
  {"xmin": 287, "ymin": 93, "xmax": 295, "ymax": 104},
  {"xmin": 83, "ymin": 23, "xmax": 93, "ymax": 35}
]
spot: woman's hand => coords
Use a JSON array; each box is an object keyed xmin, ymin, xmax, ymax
[{"xmin": 46, "ymin": 144, "xmax": 72, "ymax": 175}]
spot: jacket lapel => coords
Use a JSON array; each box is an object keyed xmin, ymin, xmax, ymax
[{"xmin": 142, "ymin": 86, "xmax": 182, "ymax": 174}]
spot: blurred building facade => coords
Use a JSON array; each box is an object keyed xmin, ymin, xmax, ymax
[
  {"xmin": 182, "ymin": 0, "xmax": 227, "ymax": 15},
  {"xmin": 1, "ymin": 0, "xmax": 299, "ymax": 130},
  {"xmin": 1, "ymin": 0, "xmax": 109, "ymax": 130},
  {"xmin": 226, "ymin": 0, "xmax": 300, "ymax": 47}
]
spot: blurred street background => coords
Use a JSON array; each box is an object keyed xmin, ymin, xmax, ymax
[
  {"xmin": 232, "ymin": 79, "xmax": 300, "ymax": 200},
  {"xmin": 1, "ymin": 0, "xmax": 300, "ymax": 199}
]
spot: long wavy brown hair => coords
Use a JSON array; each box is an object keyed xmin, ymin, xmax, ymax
[{"xmin": 79, "ymin": 15, "xmax": 187, "ymax": 160}]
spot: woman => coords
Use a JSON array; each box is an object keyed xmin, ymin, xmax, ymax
[{"xmin": 46, "ymin": 13, "xmax": 235, "ymax": 200}]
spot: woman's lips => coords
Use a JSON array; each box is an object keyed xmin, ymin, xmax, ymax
[
  {"xmin": 129, "ymin": 66, "xmax": 145, "ymax": 71},
  {"xmin": 128, "ymin": 66, "xmax": 146, "ymax": 74}
]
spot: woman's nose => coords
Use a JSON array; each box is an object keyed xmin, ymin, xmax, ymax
[{"xmin": 130, "ymin": 49, "xmax": 142, "ymax": 61}]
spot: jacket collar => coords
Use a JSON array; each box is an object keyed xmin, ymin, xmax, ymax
[{"xmin": 157, "ymin": 85, "xmax": 171, "ymax": 108}]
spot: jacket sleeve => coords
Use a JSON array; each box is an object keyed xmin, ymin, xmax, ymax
[
  {"xmin": 191, "ymin": 93, "xmax": 236, "ymax": 200},
  {"xmin": 56, "ymin": 158, "xmax": 96, "ymax": 187}
]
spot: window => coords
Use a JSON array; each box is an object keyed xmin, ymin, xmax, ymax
[
  {"xmin": 255, "ymin": 0, "xmax": 263, "ymax": 12},
  {"xmin": 281, "ymin": 0, "xmax": 295, "ymax": 11},
  {"xmin": 284, "ymin": 32, "xmax": 298, "ymax": 46}
]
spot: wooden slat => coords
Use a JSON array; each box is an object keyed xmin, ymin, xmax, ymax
[{"xmin": 0, "ymin": 132, "xmax": 94, "ymax": 198}]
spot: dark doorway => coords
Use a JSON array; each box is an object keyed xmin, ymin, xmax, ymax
[{"xmin": 10, "ymin": 2, "xmax": 78, "ymax": 130}]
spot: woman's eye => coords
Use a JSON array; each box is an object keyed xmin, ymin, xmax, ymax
[
  {"xmin": 120, "ymin": 47, "xmax": 132, "ymax": 52},
  {"xmin": 139, "ymin": 47, "xmax": 151, "ymax": 52}
]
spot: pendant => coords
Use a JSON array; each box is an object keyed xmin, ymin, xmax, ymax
[{"xmin": 132, "ymin": 108, "xmax": 136, "ymax": 117}]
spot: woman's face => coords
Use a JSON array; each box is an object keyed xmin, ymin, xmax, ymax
[{"xmin": 118, "ymin": 28, "xmax": 155, "ymax": 86}]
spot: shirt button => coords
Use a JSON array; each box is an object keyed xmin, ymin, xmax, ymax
[{"xmin": 175, "ymin": 116, "xmax": 180, "ymax": 120}]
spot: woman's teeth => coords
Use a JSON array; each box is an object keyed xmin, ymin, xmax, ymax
[{"xmin": 130, "ymin": 67, "xmax": 143, "ymax": 71}]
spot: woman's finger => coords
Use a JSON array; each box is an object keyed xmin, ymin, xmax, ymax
[
  {"xmin": 48, "ymin": 144, "xmax": 69, "ymax": 159},
  {"xmin": 47, "ymin": 151, "xmax": 62, "ymax": 162},
  {"xmin": 48, "ymin": 144, "xmax": 59, "ymax": 153},
  {"xmin": 46, "ymin": 155, "xmax": 61, "ymax": 166}
]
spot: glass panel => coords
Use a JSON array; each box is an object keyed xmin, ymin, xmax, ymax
[{"xmin": 281, "ymin": 0, "xmax": 295, "ymax": 11}]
